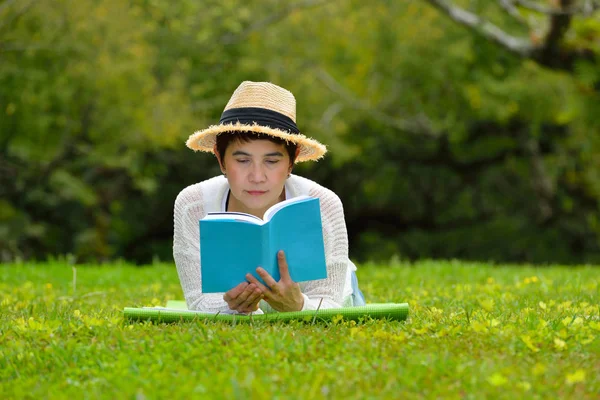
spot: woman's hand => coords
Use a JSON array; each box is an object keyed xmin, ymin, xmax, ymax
[
  {"xmin": 246, "ymin": 250, "xmax": 304, "ymax": 312},
  {"xmin": 223, "ymin": 282, "xmax": 263, "ymax": 313}
]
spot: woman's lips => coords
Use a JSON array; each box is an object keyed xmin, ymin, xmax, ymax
[{"xmin": 246, "ymin": 190, "xmax": 267, "ymax": 195}]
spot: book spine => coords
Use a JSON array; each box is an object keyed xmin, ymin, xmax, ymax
[{"xmin": 262, "ymin": 224, "xmax": 278, "ymax": 282}]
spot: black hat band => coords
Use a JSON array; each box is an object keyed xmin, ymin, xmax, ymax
[{"xmin": 219, "ymin": 107, "xmax": 300, "ymax": 134}]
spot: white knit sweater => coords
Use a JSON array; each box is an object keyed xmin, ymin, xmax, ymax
[{"xmin": 173, "ymin": 174, "xmax": 354, "ymax": 313}]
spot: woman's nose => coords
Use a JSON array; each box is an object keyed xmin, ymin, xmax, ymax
[{"xmin": 249, "ymin": 163, "xmax": 266, "ymax": 182}]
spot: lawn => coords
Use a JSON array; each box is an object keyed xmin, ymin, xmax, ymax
[{"xmin": 1, "ymin": 260, "xmax": 598, "ymax": 399}]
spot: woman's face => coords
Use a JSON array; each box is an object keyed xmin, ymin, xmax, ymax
[{"xmin": 218, "ymin": 139, "xmax": 293, "ymax": 216}]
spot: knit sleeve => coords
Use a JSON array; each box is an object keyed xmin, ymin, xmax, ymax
[
  {"xmin": 298, "ymin": 185, "xmax": 349, "ymax": 310},
  {"xmin": 173, "ymin": 185, "xmax": 231, "ymax": 312}
]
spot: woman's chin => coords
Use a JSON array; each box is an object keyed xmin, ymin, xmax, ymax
[{"xmin": 240, "ymin": 196, "xmax": 276, "ymax": 213}]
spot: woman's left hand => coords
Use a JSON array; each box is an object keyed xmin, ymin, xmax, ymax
[{"xmin": 246, "ymin": 250, "xmax": 304, "ymax": 312}]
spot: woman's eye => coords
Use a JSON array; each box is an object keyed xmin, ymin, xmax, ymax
[
  {"xmin": 236, "ymin": 159, "xmax": 250, "ymax": 164},
  {"xmin": 265, "ymin": 160, "xmax": 279, "ymax": 165}
]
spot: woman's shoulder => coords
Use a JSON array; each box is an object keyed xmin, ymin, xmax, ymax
[
  {"xmin": 174, "ymin": 175, "xmax": 227, "ymax": 213},
  {"xmin": 289, "ymin": 175, "xmax": 344, "ymax": 212}
]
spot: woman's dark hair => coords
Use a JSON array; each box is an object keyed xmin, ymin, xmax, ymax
[{"xmin": 215, "ymin": 131, "xmax": 298, "ymax": 165}]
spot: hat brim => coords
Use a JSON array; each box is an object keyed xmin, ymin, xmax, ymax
[{"xmin": 186, "ymin": 122, "xmax": 327, "ymax": 162}]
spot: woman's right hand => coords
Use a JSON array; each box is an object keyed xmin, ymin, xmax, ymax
[{"xmin": 223, "ymin": 282, "xmax": 263, "ymax": 313}]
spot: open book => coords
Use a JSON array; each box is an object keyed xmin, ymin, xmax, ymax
[{"xmin": 199, "ymin": 195, "xmax": 327, "ymax": 293}]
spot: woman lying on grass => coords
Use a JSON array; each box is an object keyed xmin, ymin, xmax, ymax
[{"xmin": 173, "ymin": 81, "xmax": 365, "ymax": 314}]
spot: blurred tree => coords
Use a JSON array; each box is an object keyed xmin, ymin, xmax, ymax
[
  {"xmin": 250, "ymin": 0, "xmax": 600, "ymax": 263},
  {"xmin": 424, "ymin": 0, "xmax": 600, "ymax": 73},
  {"xmin": 0, "ymin": 0, "xmax": 193, "ymax": 261},
  {"xmin": 1, "ymin": 0, "xmax": 599, "ymax": 265},
  {"xmin": 0, "ymin": 0, "xmax": 331, "ymax": 262}
]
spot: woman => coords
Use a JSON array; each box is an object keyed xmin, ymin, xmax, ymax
[{"xmin": 173, "ymin": 81, "xmax": 365, "ymax": 314}]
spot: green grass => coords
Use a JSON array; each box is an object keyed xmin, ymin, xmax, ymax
[{"xmin": 1, "ymin": 260, "xmax": 598, "ymax": 399}]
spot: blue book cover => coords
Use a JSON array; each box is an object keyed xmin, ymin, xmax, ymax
[{"xmin": 199, "ymin": 196, "xmax": 327, "ymax": 293}]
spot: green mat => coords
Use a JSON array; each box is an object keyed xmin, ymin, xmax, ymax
[{"xmin": 123, "ymin": 300, "xmax": 409, "ymax": 323}]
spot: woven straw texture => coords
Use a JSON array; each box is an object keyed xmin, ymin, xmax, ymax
[{"xmin": 225, "ymin": 81, "xmax": 296, "ymax": 120}]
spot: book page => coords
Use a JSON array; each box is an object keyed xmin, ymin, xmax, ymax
[
  {"xmin": 267, "ymin": 197, "xmax": 327, "ymax": 283},
  {"xmin": 200, "ymin": 220, "xmax": 264, "ymax": 292},
  {"xmin": 263, "ymin": 195, "xmax": 312, "ymax": 221},
  {"xmin": 203, "ymin": 212, "xmax": 264, "ymax": 225}
]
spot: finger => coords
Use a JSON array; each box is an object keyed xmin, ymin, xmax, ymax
[
  {"xmin": 237, "ymin": 283, "xmax": 258, "ymax": 304},
  {"xmin": 227, "ymin": 284, "xmax": 256, "ymax": 309},
  {"xmin": 243, "ymin": 286, "xmax": 262, "ymax": 305},
  {"xmin": 246, "ymin": 273, "xmax": 269, "ymax": 293},
  {"xmin": 241, "ymin": 287, "xmax": 263, "ymax": 311},
  {"xmin": 223, "ymin": 282, "xmax": 248, "ymax": 302},
  {"xmin": 240, "ymin": 300, "xmax": 261, "ymax": 314},
  {"xmin": 255, "ymin": 267, "xmax": 279, "ymax": 292},
  {"xmin": 277, "ymin": 250, "xmax": 292, "ymax": 282}
]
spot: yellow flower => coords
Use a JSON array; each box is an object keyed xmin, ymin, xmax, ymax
[
  {"xmin": 580, "ymin": 335, "xmax": 595, "ymax": 345},
  {"xmin": 393, "ymin": 331, "xmax": 408, "ymax": 342},
  {"xmin": 429, "ymin": 307, "xmax": 443, "ymax": 315},
  {"xmin": 350, "ymin": 327, "xmax": 363, "ymax": 338},
  {"xmin": 558, "ymin": 301, "xmax": 573, "ymax": 310},
  {"xmin": 557, "ymin": 329, "xmax": 568, "ymax": 339},
  {"xmin": 412, "ymin": 326, "xmax": 429, "ymax": 335},
  {"xmin": 479, "ymin": 298, "xmax": 495, "ymax": 312},
  {"xmin": 532, "ymin": 363, "xmax": 546, "ymax": 376},
  {"xmin": 521, "ymin": 335, "xmax": 540, "ymax": 352},
  {"xmin": 517, "ymin": 381, "xmax": 531, "ymax": 391},
  {"xmin": 471, "ymin": 321, "xmax": 488, "ymax": 333},
  {"xmin": 538, "ymin": 301, "xmax": 547, "ymax": 310},
  {"xmin": 565, "ymin": 370, "xmax": 586, "ymax": 385},
  {"xmin": 487, "ymin": 373, "xmax": 507, "ymax": 386},
  {"xmin": 553, "ymin": 337, "xmax": 566, "ymax": 350}
]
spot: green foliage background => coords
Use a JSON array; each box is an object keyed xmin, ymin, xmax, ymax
[{"xmin": 1, "ymin": 0, "xmax": 600, "ymax": 264}]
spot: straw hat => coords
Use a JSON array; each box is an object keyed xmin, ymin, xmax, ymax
[{"xmin": 186, "ymin": 81, "xmax": 327, "ymax": 162}]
